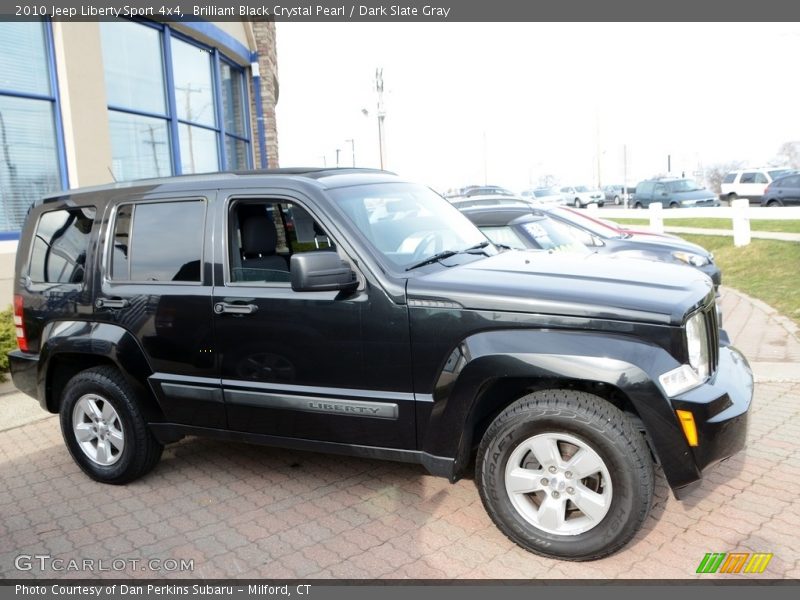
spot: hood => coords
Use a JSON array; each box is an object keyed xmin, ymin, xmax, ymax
[
  {"xmin": 622, "ymin": 234, "xmax": 713, "ymax": 258},
  {"xmin": 671, "ymin": 188, "xmax": 716, "ymax": 201},
  {"xmin": 407, "ymin": 251, "xmax": 713, "ymax": 325}
]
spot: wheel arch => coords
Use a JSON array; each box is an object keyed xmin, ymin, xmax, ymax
[
  {"xmin": 38, "ymin": 321, "xmax": 162, "ymax": 421},
  {"xmin": 418, "ymin": 329, "xmax": 696, "ymax": 489}
]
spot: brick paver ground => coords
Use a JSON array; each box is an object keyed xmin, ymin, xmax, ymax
[{"xmin": 1, "ymin": 286, "xmax": 798, "ymax": 580}]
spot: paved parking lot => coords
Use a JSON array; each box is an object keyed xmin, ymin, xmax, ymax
[{"xmin": 1, "ymin": 288, "xmax": 798, "ymax": 580}]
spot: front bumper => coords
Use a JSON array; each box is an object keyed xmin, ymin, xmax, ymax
[
  {"xmin": 8, "ymin": 350, "xmax": 40, "ymax": 403},
  {"xmin": 670, "ymin": 345, "xmax": 753, "ymax": 498}
]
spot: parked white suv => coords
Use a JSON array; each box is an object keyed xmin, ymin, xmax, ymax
[
  {"xmin": 559, "ymin": 185, "xmax": 605, "ymax": 208},
  {"xmin": 720, "ymin": 167, "xmax": 795, "ymax": 205}
]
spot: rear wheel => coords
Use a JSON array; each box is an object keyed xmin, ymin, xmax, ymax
[
  {"xmin": 634, "ymin": 202, "xmax": 643, "ymax": 209},
  {"xmin": 476, "ymin": 390, "xmax": 654, "ymax": 560},
  {"xmin": 727, "ymin": 193, "xmax": 738, "ymax": 206},
  {"xmin": 766, "ymin": 199, "xmax": 782, "ymax": 207},
  {"xmin": 59, "ymin": 366, "xmax": 163, "ymax": 484},
  {"xmin": 669, "ymin": 202, "xmax": 679, "ymax": 209},
  {"xmin": 613, "ymin": 195, "xmax": 621, "ymax": 205}
]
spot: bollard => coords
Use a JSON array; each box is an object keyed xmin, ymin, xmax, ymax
[
  {"xmin": 731, "ymin": 198, "xmax": 751, "ymax": 247},
  {"xmin": 649, "ymin": 202, "xmax": 664, "ymax": 234}
]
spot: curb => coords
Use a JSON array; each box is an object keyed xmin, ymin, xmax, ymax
[{"xmin": 721, "ymin": 286, "xmax": 800, "ymax": 343}]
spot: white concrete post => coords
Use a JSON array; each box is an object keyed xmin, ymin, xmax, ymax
[
  {"xmin": 731, "ymin": 198, "xmax": 751, "ymax": 247},
  {"xmin": 649, "ymin": 202, "xmax": 664, "ymax": 234}
]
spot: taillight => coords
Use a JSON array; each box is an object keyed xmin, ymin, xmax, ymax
[
  {"xmin": 764, "ymin": 185, "xmax": 770, "ymax": 195},
  {"xmin": 13, "ymin": 294, "xmax": 28, "ymax": 352}
]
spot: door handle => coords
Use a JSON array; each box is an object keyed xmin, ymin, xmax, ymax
[
  {"xmin": 214, "ymin": 302, "xmax": 258, "ymax": 315},
  {"xmin": 95, "ymin": 297, "xmax": 129, "ymax": 309}
]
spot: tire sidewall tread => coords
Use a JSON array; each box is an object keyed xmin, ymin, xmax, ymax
[
  {"xmin": 476, "ymin": 389, "xmax": 654, "ymax": 561},
  {"xmin": 59, "ymin": 366, "xmax": 162, "ymax": 485}
]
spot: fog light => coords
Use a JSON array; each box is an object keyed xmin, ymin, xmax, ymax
[
  {"xmin": 676, "ymin": 409, "xmax": 699, "ymax": 447},
  {"xmin": 658, "ymin": 364, "xmax": 701, "ymax": 397}
]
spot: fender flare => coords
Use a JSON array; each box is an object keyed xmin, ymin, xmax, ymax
[
  {"xmin": 420, "ymin": 329, "xmax": 699, "ymax": 489},
  {"xmin": 37, "ymin": 321, "xmax": 157, "ymax": 414}
]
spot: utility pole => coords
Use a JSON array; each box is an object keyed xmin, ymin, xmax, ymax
[
  {"xmin": 595, "ymin": 108, "xmax": 602, "ymax": 188},
  {"xmin": 623, "ymin": 144, "xmax": 628, "ymax": 208},
  {"xmin": 335, "ymin": 148, "xmax": 341, "ymax": 168},
  {"xmin": 482, "ymin": 131, "xmax": 488, "ymax": 185},
  {"xmin": 375, "ymin": 68, "xmax": 386, "ymax": 169},
  {"xmin": 345, "ymin": 138, "xmax": 355, "ymax": 167}
]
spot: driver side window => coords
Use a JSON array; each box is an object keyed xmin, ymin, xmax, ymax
[{"xmin": 228, "ymin": 200, "xmax": 337, "ymax": 285}]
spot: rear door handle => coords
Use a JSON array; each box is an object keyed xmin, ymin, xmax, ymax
[
  {"xmin": 95, "ymin": 297, "xmax": 129, "ymax": 309},
  {"xmin": 214, "ymin": 302, "xmax": 258, "ymax": 315}
]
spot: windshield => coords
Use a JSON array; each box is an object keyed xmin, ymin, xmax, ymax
[
  {"xmin": 549, "ymin": 207, "xmax": 621, "ymax": 238},
  {"xmin": 519, "ymin": 218, "xmax": 590, "ymax": 254},
  {"xmin": 533, "ymin": 188, "xmax": 559, "ymax": 197},
  {"xmin": 329, "ymin": 183, "xmax": 493, "ymax": 270},
  {"xmin": 575, "ymin": 186, "xmax": 589, "ymax": 192},
  {"xmin": 666, "ymin": 179, "xmax": 703, "ymax": 193}
]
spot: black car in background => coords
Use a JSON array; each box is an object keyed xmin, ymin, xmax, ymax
[
  {"xmin": 459, "ymin": 204, "xmax": 722, "ymax": 289},
  {"xmin": 762, "ymin": 173, "xmax": 800, "ymax": 206}
]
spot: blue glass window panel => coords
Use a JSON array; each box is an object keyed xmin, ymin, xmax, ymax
[
  {"xmin": 108, "ymin": 110, "xmax": 171, "ymax": 181},
  {"xmin": 101, "ymin": 21, "xmax": 166, "ymax": 115}
]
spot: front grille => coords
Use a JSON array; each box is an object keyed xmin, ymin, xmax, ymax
[{"xmin": 704, "ymin": 299, "xmax": 720, "ymax": 374}]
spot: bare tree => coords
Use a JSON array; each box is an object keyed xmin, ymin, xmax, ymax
[
  {"xmin": 704, "ymin": 161, "xmax": 743, "ymax": 194},
  {"xmin": 772, "ymin": 141, "xmax": 800, "ymax": 169}
]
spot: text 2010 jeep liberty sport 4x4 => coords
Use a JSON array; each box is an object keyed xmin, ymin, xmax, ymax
[{"xmin": 8, "ymin": 168, "xmax": 753, "ymax": 560}]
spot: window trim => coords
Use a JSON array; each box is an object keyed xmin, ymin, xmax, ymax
[{"xmin": 103, "ymin": 197, "xmax": 209, "ymax": 286}]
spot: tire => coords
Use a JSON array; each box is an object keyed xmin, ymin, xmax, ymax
[
  {"xmin": 634, "ymin": 202, "xmax": 643, "ymax": 209},
  {"xmin": 766, "ymin": 199, "xmax": 782, "ymax": 207},
  {"xmin": 727, "ymin": 193, "xmax": 738, "ymax": 206},
  {"xmin": 573, "ymin": 198, "xmax": 582, "ymax": 208},
  {"xmin": 669, "ymin": 202, "xmax": 679, "ymax": 209},
  {"xmin": 59, "ymin": 366, "xmax": 163, "ymax": 484},
  {"xmin": 476, "ymin": 389, "xmax": 654, "ymax": 561},
  {"xmin": 613, "ymin": 195, "xmax": 621, "ymax": 205}
]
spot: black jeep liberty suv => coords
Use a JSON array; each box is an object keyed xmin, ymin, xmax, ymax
[{"xmin": 8, "ymin": 168, "xmax": 753, "ymax": 560}]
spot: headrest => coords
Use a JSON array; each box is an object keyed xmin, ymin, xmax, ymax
[{"xmin": 241, "ymin": 214, "xmax": 277, "ymax": 256}]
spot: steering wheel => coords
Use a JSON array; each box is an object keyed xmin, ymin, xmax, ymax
[{"xmin": 411, "ymin": 232, "xmax": 445, "ymax": 261}]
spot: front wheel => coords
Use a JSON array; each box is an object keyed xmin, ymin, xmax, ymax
[
  {"xmin": 613, "ymin": 195, "xmax": 621, "ymax": 205},
  {"xmin": 60, "ymin": 366, "xmax": 163, "ymax": 484},
  {"xmin": 573, "ymin": 198, "xmax": 582, "ymax": 208},
  {"xmin": 476, "ymin": 390, "xmax": 654, "ymax": 560}
]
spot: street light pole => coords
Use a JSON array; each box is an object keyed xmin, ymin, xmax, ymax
[
  {"xmin": 375, "ymin": 68, "xmax": 386, "ymax": 169},
  {"xmin": 345, "ymin": 138, "xmax": 355, "ymax": 167}
]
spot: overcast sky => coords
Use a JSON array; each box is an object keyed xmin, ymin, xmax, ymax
[{"xmin": 275, "ymin": 23, "xmax": 800, "ymax": 192}]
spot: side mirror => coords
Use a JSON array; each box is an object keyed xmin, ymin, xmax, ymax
[
  {"xmin": 290, "ymin": 252, "xmax": 357, "ymax": 292},
  {"xmin": 591, "ymin": 235, "xmax": 605, "ymax": 247}
]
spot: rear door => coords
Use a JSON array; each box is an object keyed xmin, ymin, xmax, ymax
[
  {"xmin": 97, "ymin": 194, "xmax": 222, "ymax": 428},
  {"xmin": 780, "ymin": 175, "xmax": 800, "ymax": 206},
  {"xmin": 211, "ymin": 189, "xmax": 416, "ymax": 450}
]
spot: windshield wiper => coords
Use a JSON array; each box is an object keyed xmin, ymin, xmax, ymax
[{"xmin": 405, "ymin": 241, "xmax": 491, "ymax": 271}]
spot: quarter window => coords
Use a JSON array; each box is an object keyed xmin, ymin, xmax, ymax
[
  {"xmin": 110, "ymin": 200, "xmax": 205, "ymax": 283},
  {"xmin": 29, "ymin": 208, "xmax": 95, "ymax": 284}
]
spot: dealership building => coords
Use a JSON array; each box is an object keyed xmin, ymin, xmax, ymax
[{"xmin": 0, "ymin": 18, "xmax": 280, "ymax": 302}]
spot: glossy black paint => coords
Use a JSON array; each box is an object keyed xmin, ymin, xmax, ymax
[{"xmin": 9, "ymin": 168, "xmax": 753, "ymax": 497}]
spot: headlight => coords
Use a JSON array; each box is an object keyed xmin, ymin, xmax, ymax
[
  {"xmin": 686, "ymin": 311, "xmax": 710, "ymax": 380},
  {"xmin": 658, "ymin": 311, "xmax": 710, "ymax": 397},
  {"xmin": 672, "ymin": 251, "xmax": 710, "ymax": 267}
]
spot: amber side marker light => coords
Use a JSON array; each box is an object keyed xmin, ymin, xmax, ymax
[{"xmin": 676, "ymin": 409, "xmax": 699, "ymax": 447}]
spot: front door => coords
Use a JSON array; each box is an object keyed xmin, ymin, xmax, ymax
[{"xmin": 211, "ymin": 192, "xmax": 415, "ymax": 449}]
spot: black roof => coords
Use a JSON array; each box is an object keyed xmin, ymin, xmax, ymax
[{"xmin": 42, "ymin": 168, "xmax": 399, "ymax": 203}]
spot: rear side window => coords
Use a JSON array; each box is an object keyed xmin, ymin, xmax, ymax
[
  {"xmin": 636, "ymin": 182, "xmax": 654, "ymax": 197},
  {"xmin": 722, "ymin": 173, "xmax": 737, "ymax": 184},
  {"xmin": 740, "ymin": 172, "xmax": 756, "ymax": 184},
  {"xmin": 110, "ymin": 200, "xmax": 205, "ymax": 282},
  {"xmin": 753, "ymin": 173, "xmax": 768, "ymax": 184},
  {"xmin": 29, "ymin": 207, "xmax": 96, "ymax": 284}
]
